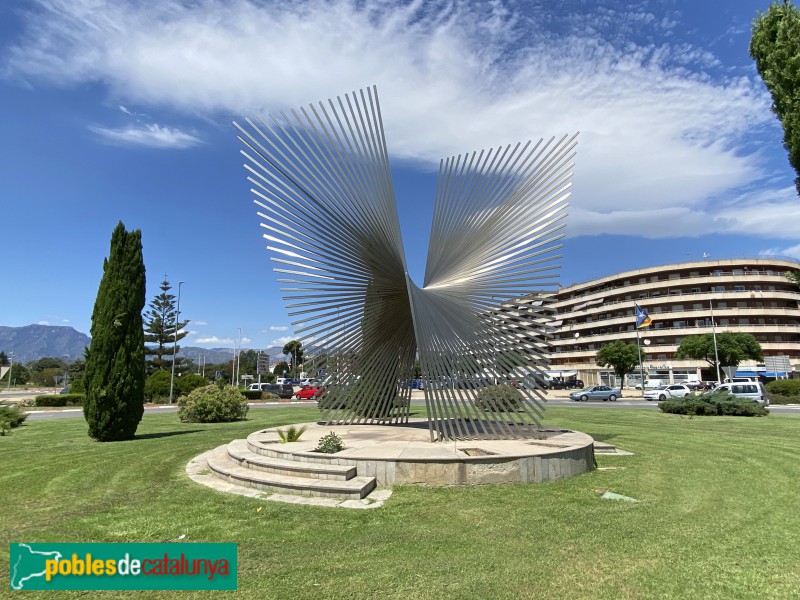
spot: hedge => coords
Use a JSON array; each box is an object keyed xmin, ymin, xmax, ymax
[
  {"xmin": 659, "ymin": 391, "xmax": 768, "ymax": 417},
  {"xmin": 34, "ymin": 394, "xmax": 85, "ymax": 407}
]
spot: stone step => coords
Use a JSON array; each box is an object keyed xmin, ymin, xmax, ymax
[
  {"xmin": 226, "ymin": 439, "xmax": 357, "ymax": 480},
  {"xmin": 206, "ymin": 447, "xmax": 376, "ymax": 499},
  {"xmin": 245, "ymin": 432, "xmax": 351, "ymax": 466}
]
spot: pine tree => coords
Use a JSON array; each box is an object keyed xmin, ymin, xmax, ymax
[
  {"xmin": 143, "ymin": 277, "xmax": 189, "ymax": 371},
  {"xmin": 83, "ymin": 222, "xmax": 147, "ymax": 442},
  {"xmin": 750, "ymin": 0, "xmax": 800, "ymax": 195}
]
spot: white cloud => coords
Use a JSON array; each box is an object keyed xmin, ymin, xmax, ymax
[
  {"xmin": 195, "ymin": 336, "xmax": 234, "ymax": 345},
  {"xmin": 269, "ymin": 336, "xmax": 293, "ymax": 347},
  {"xmin": 89, "ymin": 123, "xmax": 203, "ymax": 149},
  {"xmin": 194, "ymin": 321, "xmax": 208, "ymax": 326},
  {"xmin": 37, "ymin": 321, "xmax": 50, "ymax": 325},
  {"xmin": 61, "ymin": 319, "xmax": 70, "ymax": 323},
  {"xmin": 268, "ymin": 325, "xmax": 288, "ymax": 331},
  {"xmin": 3, "ymin": 0, "xmax": 793, "ymax": 237},
  {"xmin": 760, "ymin": 244, "xmax": 800, "ymax": 260}
]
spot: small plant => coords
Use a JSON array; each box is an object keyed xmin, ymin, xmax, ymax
[
  {"xmin": 178, "ymin": 384, "xmax": 249, "ymax": 423},
  {"xmin": 474, "ymin": 384, "xmax": 524, "ymax": 412},
  {"xmin": 314, "ymin": 431, "xmax": 344, "ymax": 454},
  {"xmin": 277, "ymin": 425, "xmax": 307, "ymax": 443},
  {"xmin": 0, "ymin": 403, "xmax": 28, "ymax": 435}
]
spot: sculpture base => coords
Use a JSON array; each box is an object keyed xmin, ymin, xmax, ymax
[{"xmin": 247, "ymin": 419, "xmax": 595, "ymax": 486}]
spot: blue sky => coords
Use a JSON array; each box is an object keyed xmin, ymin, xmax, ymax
[{"xmin": 1, "ymin": 0, "xmax": 798, "ymax": 351}]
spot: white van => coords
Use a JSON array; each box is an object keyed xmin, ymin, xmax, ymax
[
  {"xmin": 715, "ymin": 382, "xmax": 769, "ymax": 405},
  {"xmin": 248, "ymin": 383, "xmax": 273, "ymax": 391}
]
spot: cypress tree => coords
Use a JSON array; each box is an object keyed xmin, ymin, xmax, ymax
[{"xmin": 83, "ymin": 222, "xmax": 147, "ymax": 441}]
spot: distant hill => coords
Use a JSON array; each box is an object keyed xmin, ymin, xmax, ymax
[
  {"xmin": 0, "ymin": 325, "xmax": 288, "ymax": 366},
  {"xmin": 0, "ymin": 325, "xmax": 91, "ymax": 363},
  {"xmin": 180, "ymin": 346, "xmax": 286, "ymax": 366}
]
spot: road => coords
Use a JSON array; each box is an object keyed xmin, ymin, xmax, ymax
[{"xmin": 5, "ymin": 389, "xmax": 797, "ymax": 420}]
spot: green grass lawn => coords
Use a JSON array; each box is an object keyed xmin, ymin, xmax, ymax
[{"xmin": 2, "ymin": 408, "xmax": 799, "ymax": 599}]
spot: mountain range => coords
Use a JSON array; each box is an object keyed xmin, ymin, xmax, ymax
[{"xmin": 0, "ymin": 325, "xmax": 287, "ymax": 365}]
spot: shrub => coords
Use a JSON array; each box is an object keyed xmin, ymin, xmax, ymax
[
  {"xmin": 474, "ymin": 384, "xmax": 524, "ymax": 412},
  {"xmin": 314, "ymin": 431, "xmax": 344, "ymax": 453},
  {"xmin": 144, "ymin": 371, "xmax": 171, "ymax": 401},
  {"xmin": 261, "ymin": 392, "xmax": 279, "ymax": 401},
  {"xmin": 277, "ymin": 425, "xmax": 307, "ymax": 443},
  {"xmin": 659, "ymin": 390, "xmax": 769, "ymax": 417},
  {"xmin": 0, "ymin": 403, "xmax": 28, "ymax": 435},
  {"xmin": 70, "ymin": 377, "xmax": 85, "ymax": 395},
  {"xmin": 34, "ymin": 394, "xmax": 85, "ymax": 407},
  {"xmin": 241, "ymin": 390, "xmax": 263, "ymax": 400},
  {"xmin": 765, "ymin": 379, "xmax": 800, "ymax": 398},
  {"xmin": 767, "ymin": 393, "xmax": 798, "ymax": 405},
  {"xmin": 176, "ymin": 374, "xmax": 208, "ymax": 396},
  {"xmin": 178, "ymin": 384, "xmax": 249, "ymax": 423}
]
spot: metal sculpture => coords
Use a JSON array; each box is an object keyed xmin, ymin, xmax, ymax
[{"xmin": 235, "ymin": 86, "xmax": 576, "ymax": 441}]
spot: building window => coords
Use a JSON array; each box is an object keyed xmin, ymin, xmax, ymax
[
  {"xmin": 672, "ymin": 305, "xmax": 684, "ymax": 312},
  {"xmin": 691, "ymin": 288, "xmax": 701, "ymax": 294},
  {"xmin": 734, "ymin": 285, "xmax": 745, "ymax": 291},
  {"xmin": 714, "ymin": 286, "xmax": 725, "ymax": 293},
  {"xmin": 674, "ymin": 321, "xmax": 686, "ymax": 328}
]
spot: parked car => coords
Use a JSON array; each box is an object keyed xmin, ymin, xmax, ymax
[
  {"xmin": 400, "ymin": 379, "xmax": 425, "ymax": 389},
  {"xmin": 569, "ymin": 385, "xmax": 621, "ymax": 402},
  {"xmin": 549, "ymin": 378, "xmax": 584, "ymax": 390},
  {"xmin": 676, "ymin": 380, "xmax": 703, "ymax": 390},
  {"xmin": 248, "ymin": 382, "xmax": 294, "ymax": 399},
  {"xmin": 714, "ymin": 382, "xmax": 769, "ymax": 405},
  {"xmin": 643, "ymin": 384, "xmax": 692, "ymax": 401},
  {"xmin": 295, "ymin": 385, "xmax": 325, "ymax": 399}
]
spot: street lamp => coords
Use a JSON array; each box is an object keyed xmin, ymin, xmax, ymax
[
  {"xmin": 236, "ymin": 328, "xmax": 242, "ymax": 387},
  {"xmin": 169, "ymin": 281, "xmax": 184, "ymax": 404},
  {"xmin": 710, "ymin": 299, "xmax": 722, "ymax": 385},
  {"xmin": 7, "ymin": 351, "xmax": 14, "ymax": 390}
]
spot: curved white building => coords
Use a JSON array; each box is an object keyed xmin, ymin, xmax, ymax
[{"xmin": 547, "ymin": 258, "xmax": 800, "ymax": 386}]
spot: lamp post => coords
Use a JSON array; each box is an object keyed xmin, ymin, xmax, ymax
[
  {"xmin": 168, "ymin": 281, "xmax": 184, "ymax": 404},
  {"xmin": 710, "ymin": 299, "xmax": 722, "ymax": 385},
  {"xmin": 7, "ymin": 351, "xmax": 14, "ymax": 390},
  {"xmin": 236, "ymin": 328, "xmax": 242, "ymax": 387}
]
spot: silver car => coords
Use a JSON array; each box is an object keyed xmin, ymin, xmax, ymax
[{"xmin": 569, "ymin": 385, "xmax": 621, "ymax": 402}]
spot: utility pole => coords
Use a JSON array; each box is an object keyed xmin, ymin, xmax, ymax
[
  {"xmin": 7, "ymin": 351, "xmax": 14, "ymax": 390},
  {"xmin": 169, "ymin": 281, "xmax": 184, "ymax": 404}
]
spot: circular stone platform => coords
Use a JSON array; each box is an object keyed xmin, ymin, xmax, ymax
[{"xmin": 247, "ymin": 419, "xmax": 595, "ymax": 486}]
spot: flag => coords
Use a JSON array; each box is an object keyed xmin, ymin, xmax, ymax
[{"xmin": 635, "ymin": 303, "xmax": 652, "ymax": 329}]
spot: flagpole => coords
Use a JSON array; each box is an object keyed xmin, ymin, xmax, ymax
[{"xmin": 635, "ymin": 304, "xmax": 645, "ymax": 397}]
